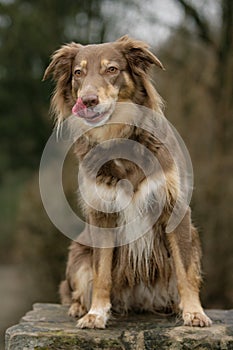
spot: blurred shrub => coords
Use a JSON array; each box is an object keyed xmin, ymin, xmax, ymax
[{"xmin": 14, "ymin": 152, "xmax": 78, "ymax": 302}]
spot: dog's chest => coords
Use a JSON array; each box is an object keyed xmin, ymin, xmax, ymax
[
  {"xmin": 79, "ymin": 157, "xmax": 166, "ymax": 222},
  {"xmin": 97, "ymin": 159, "xmax": 145, "ymax": 188}
]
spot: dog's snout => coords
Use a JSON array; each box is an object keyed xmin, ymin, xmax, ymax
[{"xmin": 81, "ymin": 94, "xmax": 99, "ymax": 108}]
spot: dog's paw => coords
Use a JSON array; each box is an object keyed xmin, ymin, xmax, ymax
[
  {"xmin": 76, "ymin": 311, "xmax": 108, "ymax": 329},
  {"xmin": 68, "ymin": 302, "xmax": 87, "ymax": 318},
  {"xmin": 183, "ymin": 311, "xmax": 212, "ymax": 327}
]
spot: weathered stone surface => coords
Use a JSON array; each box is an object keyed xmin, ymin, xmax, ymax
[{"xmin": 5, "ymin": 303, "xmax": 233, "ymax": 350}]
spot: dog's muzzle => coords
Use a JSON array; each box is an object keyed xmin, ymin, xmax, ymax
[{"xmin": 72, "ymin": 97, "xmax": 115, "ymax": 126}]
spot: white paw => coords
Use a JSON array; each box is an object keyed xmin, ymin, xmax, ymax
[
  {"xmin": 76, "ymin": 312, "xmax": 107, "ymax": 329},
  {"xmin": 183, "ymin": 311, "xmax": 212, "ymax": 327},
  {"xmin": 76, "ymin": 305, "xmax": 110, "ymax": 329}
]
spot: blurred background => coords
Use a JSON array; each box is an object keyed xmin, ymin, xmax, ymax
[{"xmin": 0, "ymin": 0, "xmax": 232, "ymax": 347}]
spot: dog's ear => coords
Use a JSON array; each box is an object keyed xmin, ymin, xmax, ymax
[
  {"xmin": 43, "ymin": 42, "xmax": 81, "ymax": 82},
  {"xmin": 43, "ymin": 43, "xmax": 81, "ymax": 120},
  {"xmin": 116, "ymin": 35, "xmax": 164, "ymax": 74}
]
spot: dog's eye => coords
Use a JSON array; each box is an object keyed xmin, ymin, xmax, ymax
[
  {"xmin": 74, "ymin": 69, "xmax": 82, "ymax": 77},
  {"xmin": 106, "ymin": 66, "xmax": 118, "ymax": 74}
]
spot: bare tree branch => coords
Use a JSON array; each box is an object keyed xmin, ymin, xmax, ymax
[{"xmin": 174, "ymin": 0, "xmax": 215, "ymax": 47}]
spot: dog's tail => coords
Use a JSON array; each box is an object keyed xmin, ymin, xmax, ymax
[{"xmin": 59, "ymin": 280, "xmax": 72, "ymax": 305}]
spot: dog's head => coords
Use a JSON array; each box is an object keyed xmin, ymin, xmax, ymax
[{"xmin": 44, "ymin": 35, "xmax": 164, "ymax": 127}]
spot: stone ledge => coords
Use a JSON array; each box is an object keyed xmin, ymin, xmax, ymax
[{"xmin": 5, "ymin": 303, "xmax": 233, "ymax": 350}]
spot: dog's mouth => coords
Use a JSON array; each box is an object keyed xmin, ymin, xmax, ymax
[
  {"xmin": 72, "ymin": 99, "xmax": 115, "ymax": 126},
  {"xmin": 78, "ymin": 110, "xmax": 110, "ymax": 124}
]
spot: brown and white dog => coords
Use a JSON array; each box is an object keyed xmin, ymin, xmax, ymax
[{"xmin": 43, "ymin": 35, "xmax": 212, "ymax": 328}]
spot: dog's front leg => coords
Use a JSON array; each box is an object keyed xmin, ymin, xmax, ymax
[
  {"xmin": 77, "ymin": 246, "xmax": 113, "ymax": 329},
  {"xmin": 168, "ymin": 209, "xmax": 212, "ymax": 327}
]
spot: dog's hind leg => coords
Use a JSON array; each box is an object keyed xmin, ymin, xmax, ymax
[
  {"xmin": 59, "ymin": 279, "xmax": 72, "ymax": 305},
  {"xmin": 68, "ymin": 261, "xmax": 93, "ymax": 318},
  {"xmin": 60, "ymin": 241, "xmax": 93, "ymax": 318},
  {"xmin": 59, "ymin": 278, "xmax": 90, "ymax": 318}
]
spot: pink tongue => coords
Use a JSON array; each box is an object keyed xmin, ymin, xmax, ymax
[{"xmin": 72, "ymin": 98, "xmax": 86, "ymax": 115}]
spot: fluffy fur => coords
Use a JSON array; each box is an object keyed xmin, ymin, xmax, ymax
[{"xmin": 44, "ymin": 35, "xmax": 212, "ymax": 328}]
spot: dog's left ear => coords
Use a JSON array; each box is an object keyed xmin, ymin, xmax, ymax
[{"xmin": 116, "ymin": 35, "xmax": 164, "ymax": 74}]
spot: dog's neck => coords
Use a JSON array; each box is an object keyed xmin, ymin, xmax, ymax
[{"xmin": 74, "ymin": 123, "xmax": 135, "ymax": 159}]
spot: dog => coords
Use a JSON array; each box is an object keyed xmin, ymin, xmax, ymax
[{"xmin": 43, "ymin": 35, "xmax": 212, "ymax": 329}]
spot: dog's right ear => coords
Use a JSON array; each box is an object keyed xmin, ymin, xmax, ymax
[{"xmin": 43, "ymin": 42, "xmax": 81, "ymax": 82}]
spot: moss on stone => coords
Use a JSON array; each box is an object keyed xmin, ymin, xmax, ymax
[{"xmin": 5, "ymin": 304, "xmax": 233, "ymax": 350}]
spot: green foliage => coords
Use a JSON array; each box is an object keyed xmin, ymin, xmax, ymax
[
  {"xmin": 0, "ymin": 170, "xmax": 29, "ymax": 261},
  {"xmin": 0, "ymin": 0, "xmax": 106, "ymax": 264},
  {"xmin": 0, "ymin": 0, "xmax": 106, "ymax": 175}
]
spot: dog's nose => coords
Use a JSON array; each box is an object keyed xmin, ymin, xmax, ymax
[{"xmin": 81, "ymin": 94, "xmax": 99, "ymax": 108}]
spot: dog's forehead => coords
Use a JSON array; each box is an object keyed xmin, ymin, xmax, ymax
[{"xmin": 74, "ymin": 42, "xmax": 125, "ymax": 66}]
